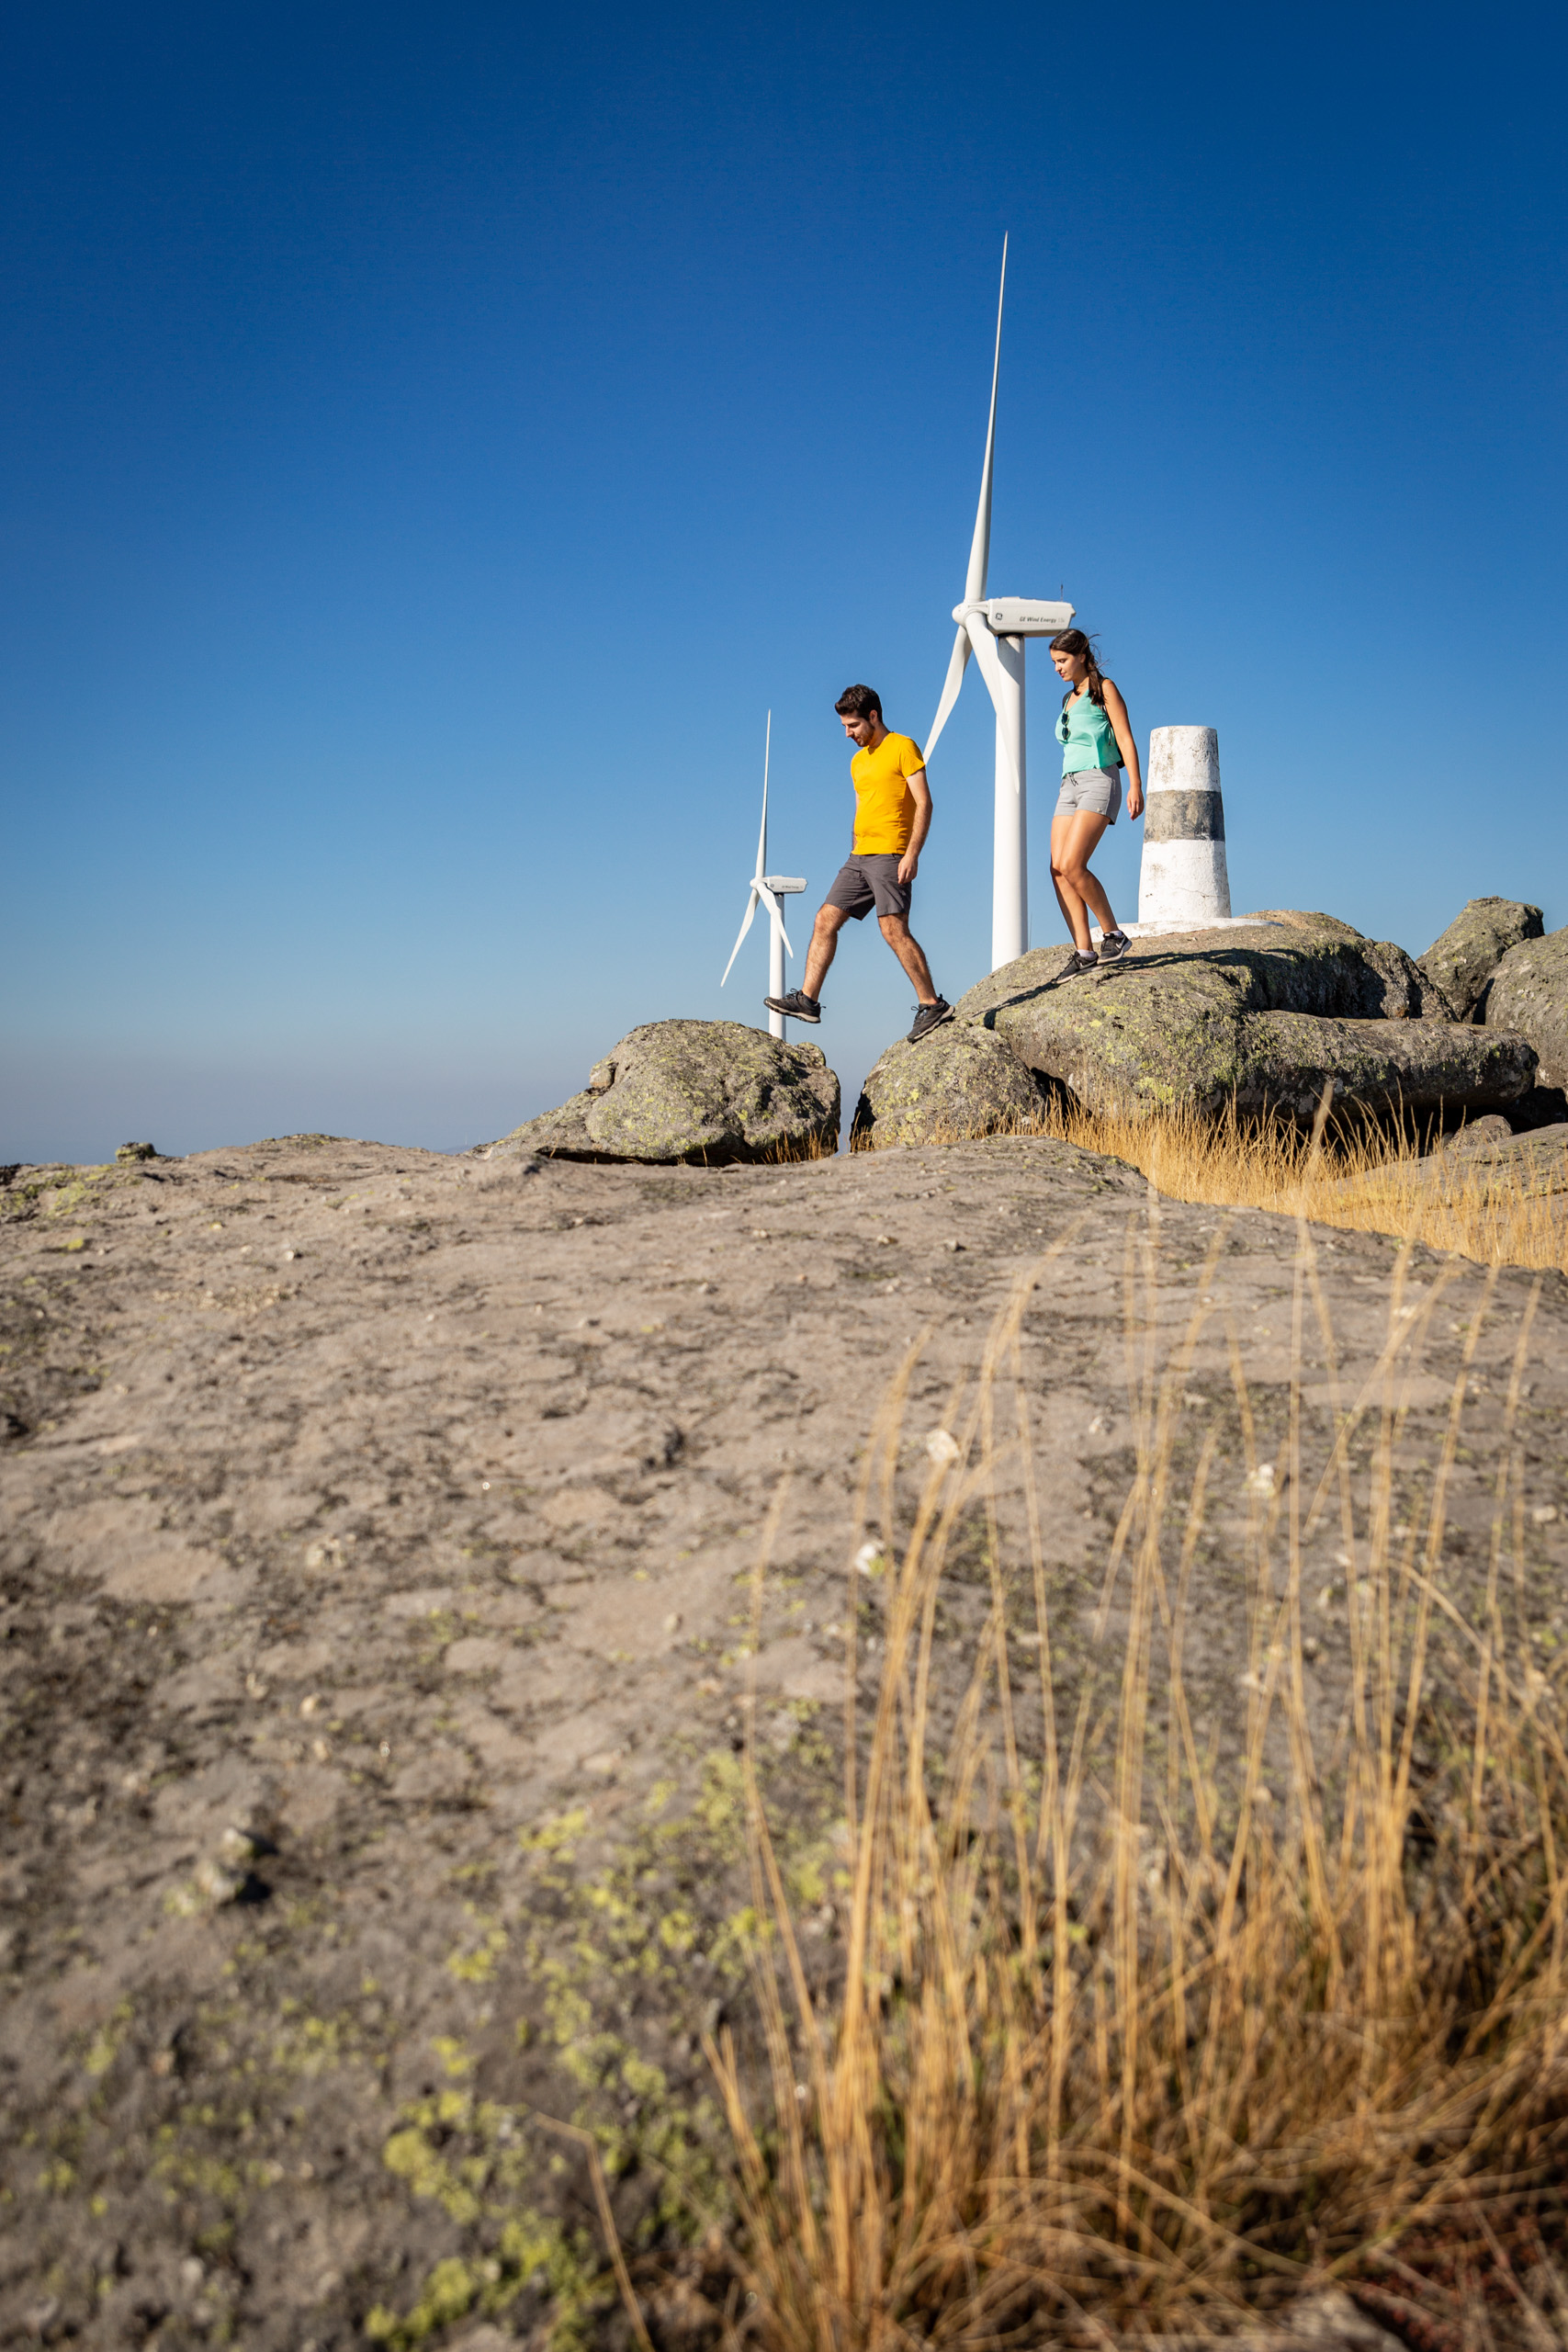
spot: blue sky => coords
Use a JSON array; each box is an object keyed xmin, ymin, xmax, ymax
[{"xmin": 4, "ymin": 0, "xmax": 1564, "ymax": 1163}]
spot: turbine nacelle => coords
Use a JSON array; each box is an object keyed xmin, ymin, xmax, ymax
[
  {"xmin": 972, "ymin": 596, "xmax": 1075, "ymax": 638},
  {"xmin": 951, "ymin": 594, "xmax": 1076, "ymax": 636}
]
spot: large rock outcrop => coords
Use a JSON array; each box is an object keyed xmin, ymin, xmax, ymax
[
  {"xmin": 1234, "ymin": 1012, "xmax": 1535, "ymax": 1122},
  {"xmin": 1419, "ymin": 898, "xmax": 1543, "ymax": 1020},
  {"xmin": 855, "ymin": 916, "xmax": 1539, "ymax": 1143},
  {"xmin": 851, "ymin": 1023, "xmax": 1046, "ymax": 1150},
  {"xmin": 498, "ymin": 1020, "xmax": 840, "ymax": 1164},
  {"xmin": 1482, "ymin": 928, "xmax": 1568, "ymax": 1124}
]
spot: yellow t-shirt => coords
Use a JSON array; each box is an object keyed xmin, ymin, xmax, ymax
[{"xmin": 851, "ymin": 731, "xmax": 925, "ymax": 854}]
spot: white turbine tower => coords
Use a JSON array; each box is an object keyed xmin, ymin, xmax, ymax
[
  {"xmin": 923, "ymin": 237, "xmax": 1076, "ymax": 973},
  {"xmin": 719, "ymin": 712, "xmax": 807, "ymax": 1040}
]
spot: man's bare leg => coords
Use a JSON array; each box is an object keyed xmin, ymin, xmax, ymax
[
  {"xmin": 878, "ymin": 913, "xmax": 938, "ymax": 1004},
  {"xmin": 802, "ymin": 903, "xmax": 853, "ymax": 1001}
]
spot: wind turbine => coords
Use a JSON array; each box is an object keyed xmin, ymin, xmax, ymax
[
  {"xmin": 719, "ymin": 712, "xmax": 807, "ymax": 1040},
  {"xmin": 923, "ymin": 237, "xmax": 1075, "ymax": 972}
]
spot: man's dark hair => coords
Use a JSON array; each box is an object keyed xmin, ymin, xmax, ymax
[{"xmin": 834, "ymin": 684, "xmax": 882, "ymax": 723}]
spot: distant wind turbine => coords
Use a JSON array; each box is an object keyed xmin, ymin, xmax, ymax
[
  {"xmin": 923, "ymin": 236, "xmax": 1076, "ymax": 972},
  {"xmin": 719, "ymin": 712, "xmax": 806, "ymax": 1039}
]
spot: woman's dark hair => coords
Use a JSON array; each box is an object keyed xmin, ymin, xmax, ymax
[{"xmin": 1049, "ymin": 628, "xmax": 1108, "ymax": 708}]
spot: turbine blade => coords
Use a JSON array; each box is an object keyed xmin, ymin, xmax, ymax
[
  {"xmin": 757, "ymin": 882, "xmax": 794, "ymax": 961},
  {"xmin": 720, "ymin": 888, "xmax": 761, "ymax": 986},
  {"xmin": 964, "ymin": 233, "xmax": 1006, "ymax": 606},
  {"xmin": 753, "ymin": 709, "xmax": 771, "ymax": 882},
  {"xmin": 964, "ymin": 610, "xmax": 1020, "ymax": 792},
  {"xmin": 924, "ymin": 623, "xmax": 972, "ymax": 764}
]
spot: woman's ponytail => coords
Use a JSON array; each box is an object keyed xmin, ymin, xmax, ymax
[{"xmin": 1048, "ymin": 628, "xmax": 1109, "ymax": 708}]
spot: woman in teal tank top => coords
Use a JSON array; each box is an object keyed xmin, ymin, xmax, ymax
[{"xmin": 1047, "ymin": 628, "xmax": 1146, "ymax": 982}]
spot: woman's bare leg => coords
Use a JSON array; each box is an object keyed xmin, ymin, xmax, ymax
[{"xmin": 1050, "ymin": 811, "xmax": 1115, "ymax": 948}]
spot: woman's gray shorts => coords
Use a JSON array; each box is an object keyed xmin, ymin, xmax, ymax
[{"xmin": 1056, "ymin": 766, "xmax": 1122, "ymax": 823}]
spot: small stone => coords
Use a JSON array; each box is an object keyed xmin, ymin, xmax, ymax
[
  {"xmin": 1245, "ymin": 1463, "xmax": 1277, "ymax": 1497},
  {"xmin": 1532, "ymin": 1505, "xmax": 1559, "ymax": 1524},
  {"xmin": 925, "ymin": 1429, "xmax": 961, "ymax": 1467},
  {"xmin": 662, "ymin": 1611, "xmax": 682, "ymax": 1633},
  {"xmin": 116, "ymin": 1142, "xmax": 157, "ymax": 1162}
]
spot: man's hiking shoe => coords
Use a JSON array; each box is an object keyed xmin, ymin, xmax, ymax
[
  {"xmin": 907, "ymin": 997, "xmax": 954, "ymax": 1045},
  {"xmin": 1097, "ymin": 928, "xmax": 1132, "ymax": 962},
  {"xmin": 1053, "ymin": 948, "xmax": 1100, "ymax": 983},
  {"xmin": 764, "ymin": 989, "xmax": 821, "ymax": 1024}
]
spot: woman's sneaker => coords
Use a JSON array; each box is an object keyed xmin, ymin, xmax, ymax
[
  {"xmin": 1053, "ymin": 948, "xmax": 1100, "ymax": 982},
  {"xmin": 763, "ymin": 989, "xmax": 821, "ymax": 1024},
  {"xmin": 1098, "ymin": 929, "xmax": 1132, "ymax": 962},
  {"xmin": 907, "ymin": 997, "xmax": 953, "ymax": 1045}
]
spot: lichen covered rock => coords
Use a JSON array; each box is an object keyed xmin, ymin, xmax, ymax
[
  {"xmin": 1420, "ymin": 898, "xmax": 1543, "ymax": 1021},
  {"xmin": 501, "ymin": 1020, "xmax": 840, "ymax": 1164},
  {"xmin": 951, "ymin": 922, "xmax": 1461, "ymax": 1122},
  {"xmin": 852, "ymin": 917, "xmax": 1536, "ymax": 1143},
  {"xmin": 1482, "ymin": 928, "xmax": 1568, "ymax": 1125},
  {"xmin": 1234, "ymin": 1012, "xmax": 1537, "ymax": 1121},
  {"xmin": 852, "ymin": 1023, "xmax": 1046, "ymax": 1149}
]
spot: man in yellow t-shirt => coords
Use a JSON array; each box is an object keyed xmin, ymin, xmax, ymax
[{"xmin": 763, "ymin": 683, "xmax": 953, "ymax": 1046}]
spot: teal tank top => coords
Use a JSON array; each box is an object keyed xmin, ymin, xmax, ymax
[{"xmin": 1058, "ymin": 690, "xmax": 1120, "ymax": 776}]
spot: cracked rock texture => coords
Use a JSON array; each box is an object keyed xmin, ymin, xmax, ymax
[
  {"xmin": 501, "ymin": 1020, "xmax": 840, "ymax": 1164},
  {"xmin": 1419, "ymin": 897, "xmax": 1544, "ymax": 1021}
]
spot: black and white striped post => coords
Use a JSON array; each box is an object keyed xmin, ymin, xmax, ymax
[{"xmin": 1138, "ymin": 726, "xmax": 1231, "ymax": 927}]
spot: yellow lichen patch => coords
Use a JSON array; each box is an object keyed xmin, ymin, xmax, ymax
[
  {"xmin": 82, "ymin": 1998, "xmax": 133, "ymax": 2080},
  {"xmin": 518, "ymin": 1806, "xmax": 590, "ymax": 1860},
  {"xmin": 446, "ymin": 1922, "xmax": 508, "ymax": 1983}
]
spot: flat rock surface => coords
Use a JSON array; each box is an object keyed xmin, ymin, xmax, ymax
[{"xmin": 4, "ymin": 1134, "xmax": 1568, "ymax": 2346}]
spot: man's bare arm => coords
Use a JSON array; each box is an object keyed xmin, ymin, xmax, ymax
[{"xmin": 897, "ymin": 772, "xmax": 932, "ymax": 884}]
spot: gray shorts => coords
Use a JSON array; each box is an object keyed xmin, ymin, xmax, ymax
[
  {"xmin": 1056, "ymin": 766, "xmax": 1122, "ymax": 823},
  {"xmin": 825, "ymin": 854, "xmax": 911, "ymax": 922}
]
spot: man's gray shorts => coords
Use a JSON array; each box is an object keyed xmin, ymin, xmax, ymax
[
  {"xmin": 1055, "ymin": 766, "xmax": 1122, "ymax": 823},
  {"xmin": 825, "ymin": 854, "xmax": 911, "ymax": 922}
]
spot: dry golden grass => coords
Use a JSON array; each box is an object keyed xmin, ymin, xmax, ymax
[
  {"xmin": 1035, "ymin": 1095, "xmax": 1568, "ymax": 1278},
  {"xmin": 694, "ymin": 1216, "xmax": 1568, "ymax": 2350}
]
